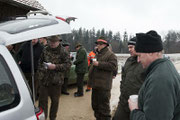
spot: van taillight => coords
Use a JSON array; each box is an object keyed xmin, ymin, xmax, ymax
[{"xmin": 36, "ymin": 107, "xmax": 45, "ymax": 120}]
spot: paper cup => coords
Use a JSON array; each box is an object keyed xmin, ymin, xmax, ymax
[
  {"xmin": 44, "ymin": 62, "xmax": 51, "ymax": 69},
  {"xmin": 129, "ymin": 95, "xmax": 138, "ymax": 102},
  {"xmin": 92, "ymin": 58, "xmax": 97, "ymax": 62}
]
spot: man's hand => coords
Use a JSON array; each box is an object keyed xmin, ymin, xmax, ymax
[
  {"xmin": 48, "ymin": 64, "xmax": 56, "ymax": 70},
  {"xmin": 93, "ymin": 61, "xmax": 99, "ymax": 66},
  {"xmin": 128, "ymin": 99, "xmax": 138, "ymax": 111}
]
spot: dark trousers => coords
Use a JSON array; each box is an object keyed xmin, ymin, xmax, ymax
[
  {"xmin": 39, "ymin": 84, "xmax": 61, "ymax": 120},
  {"xmin": 112, "ymin": 103, "xmax": 130, "ymax": 120},
  {"xmin": 62, "ymin": 77, "xmax": 68, "ymax": 92},
  {"xmin": 76, "ymin": 73, "xmax": 85, "ymax": 94},
  {"xmin": 92, "ymin": 88, "xmax": 111, "ymax": 120},
  {"xmin": 24, "ymin": 72, "xmax": 39, "ymax": 100}
]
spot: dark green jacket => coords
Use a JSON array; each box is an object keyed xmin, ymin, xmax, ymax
[
  {"xmin": 120, "ymin": 56, "xmax": 145, "ymax": 112},
  {"xmin": 64, "ymin": 50, "xmax": 72, "ymax": 78},
  {"xmin": 88, "ymin": 47, "xmax": 118, "ymax": 90},
  {"xmin": 74, "ymin": 46, "xmax": 88, "ymax": 74},
  {"xmin": 37, "ymin": 45, "xmax": 71, "ymax": 86},
  {"xmin": 131, "ymin": 58, "xmax": 180, "ymax": 120}
]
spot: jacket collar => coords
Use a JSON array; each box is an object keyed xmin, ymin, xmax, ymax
[
  {"xmin": 97, "ymin": 46, "xmax": 108, "ymax": 54},
  {"xmin": 145, "ymin": 58, "xmax": 167, "ymax": 76},
  {"xmin": 47, "ymin": 44, "xmax": 61, "ymax": 51}
]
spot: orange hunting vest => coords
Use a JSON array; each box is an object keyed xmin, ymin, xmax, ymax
[{"xmin": 88, "ymin": 51, "xmax": 96, "ymax": 66}]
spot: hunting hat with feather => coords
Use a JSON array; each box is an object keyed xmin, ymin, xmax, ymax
[
  {"xmin": 95, "ymin": 36, "xmax": 109, "ymax": 46},
  {"xmin": 75, "ymin": 43, "xmax": 82, "ymax": 48}
]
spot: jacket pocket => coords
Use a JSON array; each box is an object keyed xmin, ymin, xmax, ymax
[{"xmin": 52, "ymin": 72, "xmax": 64, "ymax": 85}]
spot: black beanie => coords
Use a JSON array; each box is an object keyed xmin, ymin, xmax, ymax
[
  {"xmin": 128, "ymin": 37, "xmax": 136, "ymax": 45},
  {"xmin": 135, "ymin": 30, "xmax": 163, "ymax": 53}
]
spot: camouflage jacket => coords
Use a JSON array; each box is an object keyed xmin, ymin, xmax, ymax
[{"xmin": 37, "ymin": 45, "xmax": 71, "ymax": 86}]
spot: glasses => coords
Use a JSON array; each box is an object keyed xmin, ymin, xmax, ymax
[{"xmin": 97, "ymin": 43, "xmax": 103, "ymax": 45}]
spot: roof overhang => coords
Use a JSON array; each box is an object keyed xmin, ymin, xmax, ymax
[{"xmin": 0, "ymin": 0, "xmax": 43, "ymax": 10}]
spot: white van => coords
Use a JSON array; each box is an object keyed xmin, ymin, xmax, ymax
[{"xmin": 0, "ymin": 11, "xmax": 72, "ymax": 120}]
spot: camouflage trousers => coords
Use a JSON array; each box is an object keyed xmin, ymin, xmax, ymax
[
  {"xmin": 39, "ymin": 84, "xmax": 61, "ymax": 120},
  {"xmin": 91, "ymin": 88, "xmax": 111, "ymax": 120}
]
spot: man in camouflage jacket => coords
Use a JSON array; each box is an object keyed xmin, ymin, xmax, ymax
[
  {"xmin": 37, "ymin": 36, "xmax": 71, "ymax": 120},
  {"xmin": 88, "ymin": 36, "xmax": 117, "ymax": 120}
]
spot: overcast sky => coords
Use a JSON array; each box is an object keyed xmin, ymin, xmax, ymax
[{"xmin": 38, "ymin": 0, "xmax": 180, "ymax": 36}]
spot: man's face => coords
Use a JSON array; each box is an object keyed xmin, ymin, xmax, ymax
[
  {"xmin": 49, "ymin": 41, "xmax": 60, "ymax": 48},
  {"xmin": 96, "ymin": 42, "xmax": 106, "ymax": 51},
  {"xmin": 6, "ymin": 45, "xmax": 13, "ymax": 51},
  {"xmin": 39, "ymin": 38, "xmax": 47, "ymax": 45},
  {"xmin": 32, "ymin": 39, "xmax": 38, "ymax": 45},
  {"xmin": 128, "ymin": 45, "xmax": 136, "ymax": 56},
  {"xmin": 65, "ymin": 46, "xmax": 70, "ymax": 51},
  {"xmin": 75, "ymin": 46, "xmax": 80, "ymax": 51},
  {"xmin": 136, "ymin": 53, "xmax": 152, "ymax": 68}
]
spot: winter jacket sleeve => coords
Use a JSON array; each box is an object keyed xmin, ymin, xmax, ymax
[
  {"xmin": 98, "ymin": 53, "xmax": 117, "ymax": 72},
  {"xmin": 130, "ymin": 75, "xmax": 176, "ymax": 120}
]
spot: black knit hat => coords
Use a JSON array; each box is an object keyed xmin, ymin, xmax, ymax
[
  {"xmin": 128, "ymin": 37, "xmax": 136, "ymax": 45},
  {"xmin": 135, "ymin": 30, "xmax": 163, "ymax": 53}
]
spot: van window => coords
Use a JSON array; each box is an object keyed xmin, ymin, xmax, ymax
[{"xmin": 0, "ymin": 55, "xmax": 20, "ymax": 112}]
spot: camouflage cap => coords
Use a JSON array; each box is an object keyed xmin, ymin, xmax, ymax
[{"xmin": 48, "ymin": 35, "xmax": 62, "ymax": 42}]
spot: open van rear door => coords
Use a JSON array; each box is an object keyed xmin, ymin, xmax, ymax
[{"xmin": 0, "ymin": 11, "xmax": 71, "ymax": 46}]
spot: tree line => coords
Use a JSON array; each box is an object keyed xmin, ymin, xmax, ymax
[{"xmin": 62, "ymin": 28, "xmax": 180, "ymax": 53}]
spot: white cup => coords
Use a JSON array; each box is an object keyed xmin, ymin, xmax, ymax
[
  {"xmin": 92, "ymin": 58, "xmax": 97, "ymax": 62},
  {"xmin": 129, "ymin": 95, "xmax": 138, "ymax": 102},
  {"xmin": 44, "ymin": 62, "xmax": 51, "ymax": 69}
]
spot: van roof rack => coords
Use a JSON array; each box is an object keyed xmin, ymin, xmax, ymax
[{"xmin": 27, "ymin": 10, "xmax": 52, "ymax": 16}]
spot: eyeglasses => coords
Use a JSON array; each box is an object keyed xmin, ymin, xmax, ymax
[{"xmin": 97, "ymin": 43, "xmax": 103, "ymax": 45}]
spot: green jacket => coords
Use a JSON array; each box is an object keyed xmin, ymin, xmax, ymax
[
  {"xmin": 88, "ymin": 47, "xmax": 118, "ymax": 90},
  {"xmin": 37, "ymin": 45, "xmax": 71, "ymax": 86},
  {"xmin": 120, "ymin": 56, "xmax": 145, "ymax": 112},
  {"xmin": 74, "ymin": 46, "xmax": 88, "ymax": 74},
  {"xmin": 130, "ymin": 58, "xmax": 180, "ymax": 120}
]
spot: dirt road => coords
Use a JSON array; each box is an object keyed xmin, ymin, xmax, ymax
[
  {"xmin": 54, "ymin": 74, "xmax": 121, "ymax": 120},
  {"xmin": 38, "ymin": 74, "xmax": 121, "ymax": 120}
]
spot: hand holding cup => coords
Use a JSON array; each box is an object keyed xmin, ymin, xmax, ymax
[
  {"xmin": 128, "ymin": 95, "xmax": 139, "ymax": 111},
  {"xmin": 92, "ymin": 58, "xmax": 99, "ymax": 66}
]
